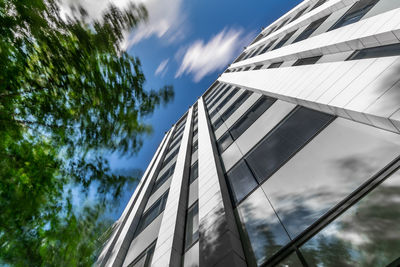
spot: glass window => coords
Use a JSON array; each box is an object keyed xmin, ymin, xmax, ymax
[
  {"xmin": 250, "ymin": 33, "xmax": 264, "ymax": 45},
  {"xmin": 309, "ymin": 0, "xmax": 328, "ymax": 11},
  {"xmin": 128, "ymin": 241, "xmax": 156, "ymax": 267},
  {"xmin": 230, "ymin": 96, "xmax": 276, "ymax": 140},
  {"xmin": 268, "ymin": 62, "xmax": 283, "ymax": 69},
  {"xmin": 246, "ymin": 107, "xmax": 334, "ymax": 183},
  {"xmin": 189, "ymin": 161, "xmax": 198, "ymax": 183},
  {"xmin": 261, "ymin": 117, "xmax": 400, "ymax": 239},
  {"xmin": 275, "ymin": 18, "xmax": 290, "ymax": 32},
  {"xmin": 210, "ymin": 88, "xmax": 239, "ymax": 118},
  {"xmin": 292, "ymin": 55, "xmax": 322, "ymax": 66},
  {"xmin": 243, "ymin": 66, "xmax": 251, "ymax": 71},
  {"xmin": 162, "ymin": 147, "xmax": 179, "ymax": 168},
  {"xmin": 151, "ymin": 163, "xmax": 175, "ymax": 194},
  {"xmin": 226, "ymin": 160, "xmax": 258, "ymax": 204},
  {"xmin": 236, "ymin": 188, "xmax": 291, "ymax": 266},
  {"xmin": 253, "ymin": 65, "xmax": 263, "ymax": 70},
  {"xmin": 329, "ymin": 0, "xmax": 379, "ymax": 31},
  {"xmin": 207, "ymin": 85, "xmax": 230, "ymax": 109},
  {"xmin": 221, "ymin": 91, "xmax": 252, "ymax": 121},
  {"xmin": 264, "ymin": 26, "xmax": 277, "ymax": 37},
  {"xmin": 288, "ymin": 7, "xmax": 308, "ymax": 23},
  {"xmin": 192, "ymin": 140, "xmax": 198, "ymax": 153},
  {"xmin": 135, "ymin": 191, "xmax": 169, "ymax": 236},
  {"xmin": 212, "ymin": 117, "xmax": 224, "ymax": 130},
  {"xmin": 300, "ymin": 169, "xmax": 400, "ymax": 266},
  {"xmin": 184, "ymin": 202, "xmax": 199, "ymax": 250},
  {"xmin": 293, "ymin": 15, "xmax": 330, "ymax": 43},
  {"xmin": 217, "ymin": 131, "xmax": 234, "ymax": 153},
  {"xmin": 347, "ymin": 43, "xmax": 400, "ymax": 61},
  {"xmin": 260, "ymin": 39, "xmax": 277, "ymax": 54},
  {"xmin": 272, "ymin": 31, "xmax": 297, "ymax": 50}
]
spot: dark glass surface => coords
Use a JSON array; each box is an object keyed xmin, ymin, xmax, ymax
[
  {"xmin": 261, "ymin": 118, "xmax": 400, "ymax": 239},
  {"xmin": 135, "ymin": 191, "xmax": 169, "ymax": 236},
  {"xmin": 243, "ymin": 66, "xmax": 251, "ymax": 71},
  {"xmin": 293, "ymin": 15, "xmax": 330, "ymax": 43},
  {"xmin": 184, "ymin": 202, "xmax": 199, "ymax": 250},
  {"xmin": 275, "ymin": 18, "xmax": 290, "ymax": 31},
  {"xmin": 236, "ymin": 188, "xmax": 291, "ymax": 266},
  {"xmin": 226, "ymin": 160, "xmax": 258, "ymax": 204},
  {"xmin": 207, "ymin": 85, "xmax": 230, "ymax": 109},
  {"xmin": 192, "ymin": 140, "xmax": 198, "ymax": 153},
  {"xmin": 260, "ymin": 39, "xmax": 277, "ymax": 54},
  {"xmin": 348, "ymin": 43, "xmax": 400, "ymax": 60},
  {"xmin": 230, "ymin": 96, "xmax": 276, "ymax": 140},
  {"xmin": 268, "ymin": 62, "xmax": 283, "ymax": 69},
  {"xmin": 129, "ymin": 241, "xmax": 156, "ymax": 267},
  {"xmin": 253, "ymin": 65, "xmax": 263, "ymax": 70},
  {"xmin": 246, "ymin": 107, "xmax": 333, "ymax": 183},
  {"xmin": 277, "ymin": 252, "xmax": 304, "ymax": 266},
  {"xmin": 293, "ymin": 55, "xmax": 322, "ymax": 66},
  {"xmin": 289, "ymin": 7, "xmax": 308, "ymax": 23},
  {"xmin": 151, "ymin": 163, "xmax": 175, "ymax": 194},
  {"xmin": 162, "ymin": 147, "xmax": 179, "ymax": 168},
  {"xmin": 217, "ymin": 131, "xmax": 233, "ymax": 153},
  {"xmin": 212, "ymin": 117, "xmax": 223, "ymax": 130},
  {"xmin": 309, "ymin": 0, "xmax": 327, "ymax": 11},
  {"xmin": 264, "ymin": 26, "xmax": 277, "ymax": 37},
  {"xmin": 212, "ymin": 88, "xmax": 239, "ymax": 115},
  {"xmin": 329, "ymin": 0, "xmax": 379, "ymax": 31},
  {"xmin": 221, "ymin": 91, "xmax": 252, "ymax": 121},
  {"xmin": 189, "ymin": 161, "xmax": 198, "ymax": 183},
  {"xmin": 272, "ymin": 31, "xmax": 297, "ymax": 50},
  {"xmin": 300, "ymin": 169, "xmax": 400, "ymax": 266}
]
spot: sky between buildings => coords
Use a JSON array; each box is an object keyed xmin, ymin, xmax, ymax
[{"xmin": 77, "ymin": 0, "xmax": 303, "ymax": 219}]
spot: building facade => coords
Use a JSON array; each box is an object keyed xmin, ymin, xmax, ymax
[{"xmin": 97, "ymin": 0, "xmax": 400, "ymax": 266}]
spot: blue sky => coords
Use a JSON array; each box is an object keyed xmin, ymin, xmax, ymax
[{"xmin": 93, "ymin": 0, "xmax": 303, "ymax": 219}]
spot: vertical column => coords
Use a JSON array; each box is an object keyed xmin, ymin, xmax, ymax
[
  {"xmin": 152, "ymin": 108, "xmax": 194, "ymax": 267},
  {"xmin": 102, "ymin": 129, "xmax": 174, "ymax": 267},
  {"xmin": 197, "ymin": 97, "xmax": 246, "ymax": 267}
]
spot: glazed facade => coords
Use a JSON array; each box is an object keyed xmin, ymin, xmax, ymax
[{"xmin": 97, "ymin": 0, "xmax": 400, "ymax": 266}]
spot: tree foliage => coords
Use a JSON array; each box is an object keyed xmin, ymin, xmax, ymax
[{"xmin": 0, "ymin": 0, "xmax": 173, "ymax": 265}]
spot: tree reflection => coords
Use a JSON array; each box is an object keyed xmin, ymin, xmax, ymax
[{"xmin": 300, "ymin": 174, "xmax": 400, "ymax": 266}]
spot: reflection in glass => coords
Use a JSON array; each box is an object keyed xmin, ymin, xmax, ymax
[
  {"xmin": 128, "ymin": 241, "xmax": 156, "ymax": 267},
  {"xmin": 185, "ymin": 202, "xmax": 199, "ymax": 250},
  {"xmin": 246, "ymin": 106, "xmax": 333, "ymax": 183},
  {"xmin": 236, "ymin": 188, "xmax": 291, "ymax": 266},
  {"xmin": 226, "ymin": 160, "xmax": 258, "ymax": 204},
  {"xmin": 300, "ymin": 170, "xmax": 400, "ymax": 266},
  {"xmin": 217, "ymin": 131, "xmax": 234, "ymax": 153},
  {"xmin": 277, "ymin": 252, "xmax": 303, "ymax": 267},
  {"xmin": 262, "ymin": 118, "xmax": 400, "ymax": 238}
]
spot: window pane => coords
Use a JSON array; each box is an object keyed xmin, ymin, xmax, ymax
[
  {"xmin": 289, "ymin": 7, "xmax": 308, "ymax": 23},
  {"xmin": 329, "ymin": 0, "xmax": 379, "ymax": 31},
  {"xmin": 230, "ymin": 96, "xmax": 276, "ymax": 140},
  {"xmin": 272, "ymin": 31, "xmax": 296, "ymax": 50},
  {"xmin": 226, "ymin": 160, "xmax": 258, "ymax": 204},
  {"xmin": 348, "ymin": 43, "xmax": 400, "ymax": 60},
  {"xmin": 246, "ymin": 107, "xmax": 333, "ymax": 183},
  {"xmin": 293, "ymin": 15, "xmax": 330, "ymax": 43},
  {"xmin": 260, "ymin": 39, "xmax": 277, "ymax": 54},
  {"xmin": 268, "ymin": 62, "xmax": 283, "ymax": 69},
  {"xmin": 293, "ymin": 55, "xmax": 322, "ymax": 66},
  {"xmin": 185, "ymin": 202, "xmax": 199, "ymax": 250},
  {"xmin": 221, "ymin": 91, "xmax": 252, "ymax": 121},
  {"xmin": 253, "ymin": 65, "xmax": 263, "ymax": 70},
  {"xmin": 217, "ymin": 131, "xmax": 234, "ymax": 153},
  {"xmin": 300, "ymin": 169, "xmax": 400, "ymax": 266},
  {"xmin": 152, "ymin": 163, "xmax": 175, "ymax": 194},
  {"xmin": 261, "ymin": 118, "xmax": 400, "ymax": 239},
  {"xmin": 309, "ymin": 0, "xmax": 327, "ymax": 11},
  {"xmin": 189, "ymin": 161, "xmax": 198, "ymax": 183},
  {"xmin": 236, "ymin": 188, "xmax": 291, "ymax": 266},
  {"xmin": 213, "ymin": 117, "xmax": 223, "ymax": 130}
]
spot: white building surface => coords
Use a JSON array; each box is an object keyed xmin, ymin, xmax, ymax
[{"xmin": 97, "ymin": 0, "xmax": 400, "ymax": 266}]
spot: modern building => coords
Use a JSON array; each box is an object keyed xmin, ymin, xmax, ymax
[{"xmin": 97, "ymin": 0, "xmax": 400, "ymax": 266}]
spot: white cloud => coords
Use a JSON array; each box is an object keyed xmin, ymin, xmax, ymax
[
  {"xmin": 175, "ymin": 28, "xmax": 252, "ymax": 82},
  {"xmin": 60, "ymin": 0, "xmax": 186, "ymax": 50},
  {"xmin": 121, "ymin": 0, "xmax": 186, "ymax": 49},
  {"xmin": 154, "ymin": 59, "xmax": 169, "ymax": 77}
]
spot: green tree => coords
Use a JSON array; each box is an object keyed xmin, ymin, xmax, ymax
[{"xmin": 0, "ymin": 0, "xmax": 173, "ymax": 265}]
